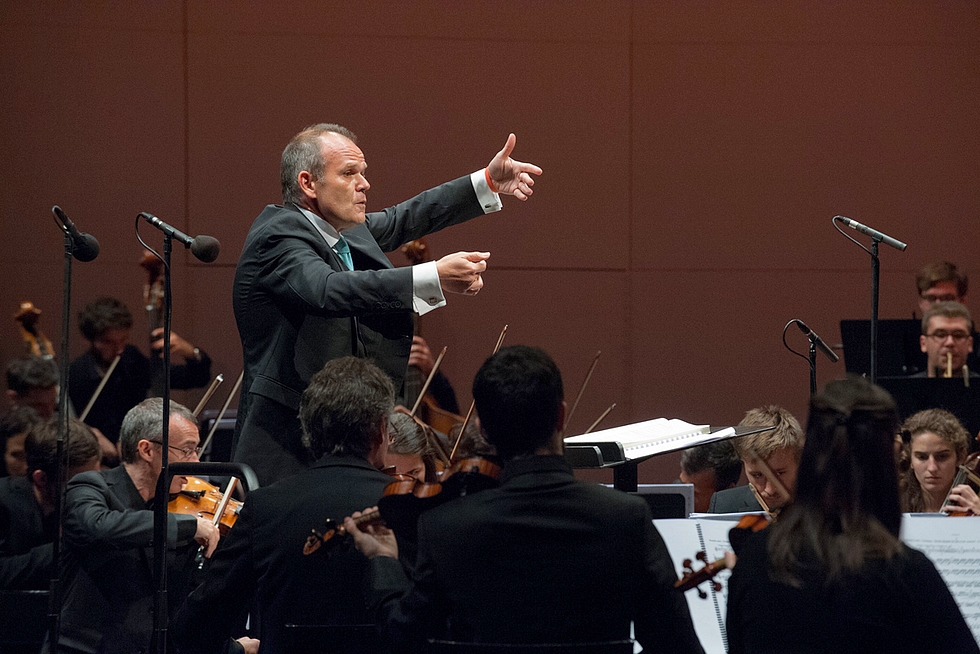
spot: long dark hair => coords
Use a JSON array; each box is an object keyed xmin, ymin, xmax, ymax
[{"xmin": 768, "ymin": 376, "xmax": 902, "ymax": 587}]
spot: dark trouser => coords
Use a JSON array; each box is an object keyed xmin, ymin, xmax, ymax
[{"xmin": 232, "ymin": 394, "xmax": 314, "ymax": 487}]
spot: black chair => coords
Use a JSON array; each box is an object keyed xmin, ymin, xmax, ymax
[
  {"xmin": 426, "ymin": 640, "xmax": 635, "ymax": 654},
  {"xmin": 0, "ymin": 590, "xmax": 49, "ymax": 653},
  {"xmin": 282, "ymin": 624, "xmax": 381, "ymax": 654}
]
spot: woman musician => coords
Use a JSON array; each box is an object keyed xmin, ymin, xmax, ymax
[
  {"xmin": 899, "ymin": 408, "xmax": 980, "ymax": 515},
  {"xmin": 726, "ymin": 377, "xmax": 978, "ymax": 654}
]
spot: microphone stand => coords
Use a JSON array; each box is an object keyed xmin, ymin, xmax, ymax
[
  {"xmin": 47, "ymin": 230, "xmax": 75, "ymax": 651},
  {"xmin": 833, "ymin": 215, "xmax": 906, "ymax": 385},
  {"xmin": 807, "ymin": 339, "xmax": 818, "ymax": 397},
  {"xmin": 870, "ymin": 240, "xmax": 880, "ymax": 384},
  {"xmin": 150, "ymin": 235, "xmax": 173, "ymax": 654}
]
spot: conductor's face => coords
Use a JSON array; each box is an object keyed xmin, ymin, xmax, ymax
[{"xmin": 306, "ymin": 133, "xmax": 370, "ymax": 232}]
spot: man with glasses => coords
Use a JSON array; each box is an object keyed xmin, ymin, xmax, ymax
[
  {"xmin": 914, "ymin": 302, "xmax": 977, "ymax": 379},
  {"xmin": 915, "ymin": 261, "xmax": 968, "ymax": 316},
  {"xmin": 50, "ymin": 398, "xmax": 226, "ymax": 654}
]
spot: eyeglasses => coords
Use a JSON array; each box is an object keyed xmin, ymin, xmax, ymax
[
  {"xmin": 925, "ymin": 330, "xmax": 971, "ymax": 343},
  {"xmin": 921, "ymin": 293, "xmax": 958, "ymax": 304},
  {"xmin": 147, "ymin": 440, "xmax": 201, "ymax": 459}
]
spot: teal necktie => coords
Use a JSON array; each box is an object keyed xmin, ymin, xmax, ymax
[{"xmin": 334, "ymin": 236, "xmax": 354, "ymax": 270}]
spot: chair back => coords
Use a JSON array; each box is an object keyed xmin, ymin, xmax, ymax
[
  {"xmin": 282, "ymin": 624, "xmax": 380, "ymax": 654},
  {"xmin": 426, "ymin": 639, "xmax": 635, "ymax": 654},
  {"xmin": 0, "ymin": 590, "xmax": 49, "ymax": 654}
]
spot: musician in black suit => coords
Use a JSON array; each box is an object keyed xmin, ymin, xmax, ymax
[
  {"xmin": 172, "ymin": 356, "xmax": 399, "ymax": 654},
  {"xmin": 50, "ymin": 399, "xmax": 220, "ymax": 654},
  {"xmin": 348, "ymin": 346, "xmax": 705, "ymax": 653},
  {"xmin": 231, "ymin": 124, "xmax": 541, "ymax": 486},
  {"xmin": 0, "ymin": 419, "xmax": 100, "ymax": 590}
]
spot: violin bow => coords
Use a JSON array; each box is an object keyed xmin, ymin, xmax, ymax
[
  {"xmin": 192, "ymin": 374, "xmax": 225, "ymax": 417},
  {"xmin": 199, "ymin": 371, "xmax": 244, "ymax": 456},
  {"xmin": 409, "ymin": 346, "xmax": 448, "ymax": 418},
  {"xmin": 583, "ymin": 403, "xmax": 616, "ymax": 435},
  {"xmin": 564, "ymin": 351, "xmax": 600, "ymax": 434},
  {"xmin": 449, "ymin": 324, "xmax": 507, "ymax": 461},
  {"xmin": 212, "ymin": 477, "xmax": 239, "ymax": 528},
  {"xmin": 79, "ymin": 354, "xmax": 122, "ymax": 422},
  {"xmin": 744, "ymin": 446, "xmax": 789, "ymax": 518}
]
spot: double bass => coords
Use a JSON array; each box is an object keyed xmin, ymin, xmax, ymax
[{"xmin": 14, "ymin": 301, "xmax": 54, "ymax": 358}]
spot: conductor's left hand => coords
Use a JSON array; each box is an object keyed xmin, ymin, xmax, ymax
[{"xmin": 486, "ymin": 133, "xmax": 542, "ymax": 201}]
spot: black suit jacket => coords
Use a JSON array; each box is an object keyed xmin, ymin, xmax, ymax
[
  {"xmin": 232, "ymin": 176, "xmax": 486, "ymax": 485},
  {"xmin": 365, "ymin": 456, "xmax": 705, "ymax": 653},
  {"xmin": 52, "ymin": 465, "xmax": 198, "ymax": 654},
  {"xmin": 171, "ymin": 454, "xmax": 392, "ymax": 654},
  {"xmin": 69, "ymin": 345, "xmax": 211, "ymax": 443},
  {"xmin": 0, "ymin": 476, "xmax": 54, "ymax": 590},
  {"xmin": 707, "ymin": 484, "xmax": 762, "ymax": 514}
]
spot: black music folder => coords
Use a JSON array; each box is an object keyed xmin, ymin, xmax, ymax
[
  {"xmin": 876, "ymin": 376, "xmax": 980, "ymax": 445},
  {"xmin": 839, "ymin": 318, "xmax": 925, "ymax": 377}
]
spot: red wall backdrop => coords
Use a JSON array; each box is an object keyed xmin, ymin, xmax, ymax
[{"xmin": 1, "ymin": 2, "xmax": 977, "ymax": 484}]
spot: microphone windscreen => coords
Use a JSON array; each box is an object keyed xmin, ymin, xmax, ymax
[
  {"xmin": 74, "ymin": 233, "xmax": 101, "ymax": 262},
  {"xmin": 191, "ymin": 235, "xmax": 220, "ymax": 263}
]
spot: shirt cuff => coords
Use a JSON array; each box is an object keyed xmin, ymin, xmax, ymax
[
  {"xmin": 470, "ymin": 169, "xmax": 502, "ymax": 213},
  {"xmin": 412, "ymin": 260, "xmax": 446, "ymax": 316}
]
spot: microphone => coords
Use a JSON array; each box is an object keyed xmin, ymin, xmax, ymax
[
  {"xmin": 52, "ymin": 206, "xmax": 100, "ymax": 262},
  {"xmin": 833, "ymin": 216, "xmax": 907, "ymax": 252},
  {"xmin": 139, "ymin": 212, "xmax": 220, "ymax": 263},
  {"xmin": 795, "ymin": 320, "xmax": 840, "ymax": 363}
]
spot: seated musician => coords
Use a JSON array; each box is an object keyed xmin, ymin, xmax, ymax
[
  {"xmin": 346, "ymin": 345, "xmax": 705, "ymax": 653},
  {"xmin": 726, "ymin": 377, "xmax": 978, "ymax": 654},
  {"xmin": 172, "ymin": 357, "xmax": 400, "ymax": 654},
  {"xmin": 2, "ymin": 406, "xmax": 40, "ymax": 478},
  {"xmin": 912, "ymin": 301, "xmax": 977, "ymax": 379},
  {"xmin": 899, "ymin": 408, "xmax": 979, "ymax": 514},
  {"xmin": 7, "ymin": 355, "xmax": 117, "ymax": 467},
  {"xmin": 51, "ymin": 398, "xmax": 221, "ymax": 654},
  {"xmin": 915, "ymin": 260, "xmax": 968, "ymax": 317},
  {"xmin": 68, "ymin": 296, "xmax": 211, "ymax": 444},
  {"xmin": 386, "ymin": 411, "xmax": 443, "ymax": 483},
  {"xmin": 708, "ymin": 405, "xmax": 804, "ymax": 514},
  {"xmin": 6, "ymin": 354, "xmax": 59, "ymax": 419},
  {"xmin": 1, "ymin": 418, "xmax": 100, "ymax": 590},
  {"xmin": 678, "ymin": 439, "xmax": 742, "ymax": 513}
]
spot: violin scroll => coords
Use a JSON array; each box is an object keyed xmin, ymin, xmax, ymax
[{"xmin": 675, "ymin": 551, "xmax": 726, "ymax": 599}]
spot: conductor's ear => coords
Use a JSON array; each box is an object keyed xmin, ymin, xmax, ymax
[{"xmin": 297, "ymin": 171, "xmax": 317, "ymax": 199}]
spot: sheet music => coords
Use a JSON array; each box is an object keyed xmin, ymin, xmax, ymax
[
  {"xmin": 654, "ymin": 518, "xmax": 734, "ymax": 654},
  {"xmin": 566, "ymin": 419, "xmax": 732, "ymax": 461},
  {"xmin": 901, "ymin": 514, "xmax": 980, "ymax": 644}
]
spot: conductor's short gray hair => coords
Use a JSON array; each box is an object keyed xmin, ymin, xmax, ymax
[{"xmin": 281, "ymin": 123, "xmax": 358, "ymax": 205}]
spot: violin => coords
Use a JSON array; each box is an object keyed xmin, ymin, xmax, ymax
[
  {"xmin": 302, "ymin": 456, "xmax": 502, "ymax": 556},
  {"xmin": 943, "ymin": 451, "xmax": 980, "ymax": 516},
  {"xmin": 675, "ymin": 552, "xmax": 726, "ymax": 598},
  {"xmin": 169, "ymin": 476, "xmax": 243, "ymax": 534},
  {"xmin": 675, "ymin": 514, "xmax": 769, "ymax": 598}
]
